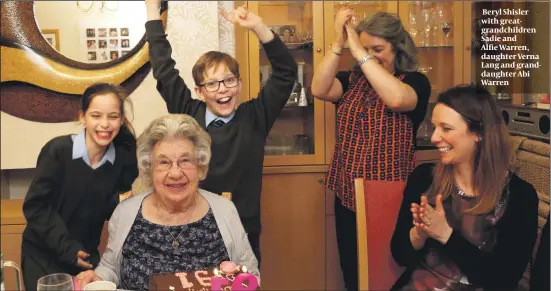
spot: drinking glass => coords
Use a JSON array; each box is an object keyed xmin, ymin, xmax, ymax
[{"xmin": 37, "ymin": 273, "xmax": 74, "ymax": 291}]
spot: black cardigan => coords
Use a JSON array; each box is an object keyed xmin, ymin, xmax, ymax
[
  {"xmin": 391, "ymin": 163, "xmax": 538, "ymax": 291},
  {"xmin": 21, "ymin": 135, "xmax": 138, "ymax": 268},
  {"xmin": 145, "ymin": 20, "xmax": 297, "ymax": 233}
]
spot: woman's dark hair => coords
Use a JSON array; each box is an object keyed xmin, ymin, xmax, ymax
[{"xmin": 80, "ymin": 83, "xmax": 136, "ymax": 150}]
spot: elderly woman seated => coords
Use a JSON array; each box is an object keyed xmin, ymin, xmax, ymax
[{"xmin": 77, "ymin": 114, "xmax": 259, "ymax": 290}]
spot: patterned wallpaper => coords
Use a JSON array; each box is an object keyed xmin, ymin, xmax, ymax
[{"xmin": 1, "ymin": 1, "xmax": 236, "ymax": 170}]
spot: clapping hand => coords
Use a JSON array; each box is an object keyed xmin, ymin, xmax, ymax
[
  {"xmin": 334, "ymin": 7, "xmax": 355, "ymax": 47},
  {"xmin": 344, "ymin": 22, "xmax": 368, "ymax": 61},
  {"xmin": 418, "ymin": 194, "xmax": 453, "ymax": 244}
]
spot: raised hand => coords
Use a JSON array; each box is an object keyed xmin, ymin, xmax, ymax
[
  {"xmin": 418, "ymin": 194, "xmax": 453, "ymax": 244},
  {"xmin": 220, "ymin": 5, "xmax": 273, "ymax": 43},
  {"xmin": 145, "ymin": 0, "xmax": 161, "ymax": 6},
  {"xmin": 145, "ymin": 0, "xmax": 162, "ymax": 20},
  {"xmin": 334, "ymin": 6, "xmax": 354, "ymax": 47},
  {"xmin": 220, "ymin": 5, "xmax": 264, "ymax": 31},
  {"xmin": 344, "ymin": 22, "xmax": 368, "ymax": 61}
]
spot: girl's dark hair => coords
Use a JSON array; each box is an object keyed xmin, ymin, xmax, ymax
[{"xmin": 80, "ymin": 83, "xmax": 136, "ymax": 150}]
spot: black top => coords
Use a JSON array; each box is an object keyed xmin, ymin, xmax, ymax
[
  {"xmin": 336, "ymin": 70, "xmax": 431, "ymax": 143},
  {"xmin": 120, "ymin": 206, "xmax": 229, "ymax": 291},
  {"xmin": 21, "ymin": 135, "xmax": 138, "ymax": 270},
  {"xmin": 530, "ymin": 213, "xmax": 550, "ymax": 291},
  {"xmin": 391, "ymin": 163, "xmax": 539, "ymax": 291},
  {"xmin": 145, "ymin": 20, "xmax": 297, "ymax": 233}
]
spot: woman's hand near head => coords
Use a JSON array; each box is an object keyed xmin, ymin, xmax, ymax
[
  {"xmin": 334, "ymin": 7, "xmax": 354, "ymax": 48},
  {"xmin": 76, "ymin": 270, "xmax": 102, "ymax": 289},
  {"xmin": 219, "ymin": 5, "xmax": 273, "ymax": 43},
  {"xmin": 344, "ymin": 23, "xmax": 369, "ymax": 61}
]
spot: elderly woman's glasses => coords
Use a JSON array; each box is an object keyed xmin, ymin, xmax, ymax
[
  {"xmin": 200, "ymin": 77, "xmax": 239, "ymax": 92},
  {"xmin": 154, "ymin": 157, "xmax": 197, "ymax": 171}
]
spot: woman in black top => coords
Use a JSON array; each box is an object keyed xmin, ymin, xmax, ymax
[
  {"xmin": 21, "ymin": 83, "xmax": 138, "ymax": 291},
  {"xmin": 391, "ymin": 85, "xmax": 538, "ymax": 291}
]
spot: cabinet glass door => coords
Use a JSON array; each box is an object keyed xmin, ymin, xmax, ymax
[
  {"xmin": 399, "ymin": 1, "xmax": 463, "ymax": 147},
  {"xmin": 399, "ymin": 1, "xmax": 463, "ymax": 101},
  {"xmin": 248, "ymin": 1, "xmax": 325, "ymax": 166}
]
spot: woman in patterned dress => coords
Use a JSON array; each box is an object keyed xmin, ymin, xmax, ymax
[
  {"xmin": 76, "ymin": 114, "xmax": 259, "ymax": 290},
  {"xmin": 311, "ymin": 8, "xmax": 431, "ymax": 291}
]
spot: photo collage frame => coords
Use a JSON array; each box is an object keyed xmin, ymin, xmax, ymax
[{"xmin": 85, "ymin": 27, "xmax": 131, "ymax": 62}]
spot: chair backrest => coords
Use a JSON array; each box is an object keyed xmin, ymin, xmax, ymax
[
  {"xmin": 221, "ymin": 192, "xmax": 232, "ymax": 200},
  {"xmin": 355, "ymin": 178, "xmax": 406, "ymax": 291}
]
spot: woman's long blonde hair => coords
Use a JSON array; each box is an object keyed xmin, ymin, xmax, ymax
[{"xmin": 427, "ymin": 84, "xmax": 513, "ymax": 214}]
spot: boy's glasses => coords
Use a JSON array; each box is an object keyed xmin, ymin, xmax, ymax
[{"xmin": 200, "ymin": 77, "xmax": 239, "ymax": 92}]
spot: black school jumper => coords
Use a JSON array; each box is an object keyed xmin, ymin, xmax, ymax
[
  {"xmin": 21, "ymin": 135, "xmax": 138, "ymax": 291},
  {"xmin": 145, "ymin": 20, "xmax": 297, "ymax": 264}
]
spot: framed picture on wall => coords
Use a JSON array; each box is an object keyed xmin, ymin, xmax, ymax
[{"xmin": 42, "ymin": 29, "xmax": 60, "ymax": 51}]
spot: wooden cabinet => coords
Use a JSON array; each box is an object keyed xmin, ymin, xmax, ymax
[
  {"xmin": 1, "ymin": 224, "xmax": 25, "ymax": 291},
  {"xmin": 259, "ymin": 172, "xmax": 326, "ymax": 290}
]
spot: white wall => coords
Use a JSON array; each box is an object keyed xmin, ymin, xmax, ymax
[
  {"xmin": 1, "ymin": 1, "xmax": 235, "ymax": 199},
  {"xmin": 34, "ymin": 1, "xmax": 147, "ymax": 63}
]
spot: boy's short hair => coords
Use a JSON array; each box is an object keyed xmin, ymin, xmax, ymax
[{"xmin": 192, "ymin": 51, "xmax": 240, "ymax": 86}]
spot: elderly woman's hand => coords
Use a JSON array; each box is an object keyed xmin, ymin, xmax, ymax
[
  {"xmin": 76, "ymin": 270, "xmax": 102, "ymax": 289},
  {"xmin": 418, "ymin": 195, "xmax": 453, "ymax": 244}
]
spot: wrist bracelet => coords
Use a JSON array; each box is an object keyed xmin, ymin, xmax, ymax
[
  {"xmin": 357, "ymin": 53, "xmax": 374, "ymax": 66},
  {"xmin": 330, "ymin": 47, "xmax": 343, "ymax": 56}
]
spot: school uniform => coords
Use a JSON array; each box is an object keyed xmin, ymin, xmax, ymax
[
  {"xmin": 145, "ymin": 20, "xmax": 297, "ymax": 265},
  {"xmin": 21, "ymin": 130, "xmax": 138, "ymax": 291}
]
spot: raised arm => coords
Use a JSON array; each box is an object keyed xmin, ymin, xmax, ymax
[
  {"xmin": 311, "ymin": 7, "xmax": 354, "ymax": 102},
  {"xmin": 221, "ymin": 6, "xmax": 298, "ymax": 135},
  {"xmin": 145, "ymin": 0, "xmax": 202, "ymax": 114},
  {"xmin": 22, "ymin": 139, "xmax": 87, "ymax": 267},
  {"xmin": 344, "ymin": 23, "xmax": 419, "ymax": 112}
]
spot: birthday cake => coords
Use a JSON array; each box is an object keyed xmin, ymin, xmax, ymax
[{"xmin": 149, "ymin": 262, "xmax": 259, "ymax": 291}]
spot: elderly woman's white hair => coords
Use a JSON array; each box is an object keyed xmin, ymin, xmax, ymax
[{"xmin": 135, "ymin": 114, "xmax": 211, "ymax": 189}]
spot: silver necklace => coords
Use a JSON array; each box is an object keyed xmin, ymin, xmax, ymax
[
  {"xmin": 155, "ymin": 200, "xmax": 196, "ymax": 249},
  {"xmin": 455, "ymin": 183, "xmax": 476, "ymax": 198}
]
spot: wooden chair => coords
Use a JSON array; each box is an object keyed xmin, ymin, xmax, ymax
[
  {"xmin": 355, "ymin": 178, "xmax": 406, "ymax": 291},
  {"xmin": 221, "ymin": 192, "xmax": 232, "ymax": 200}
]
